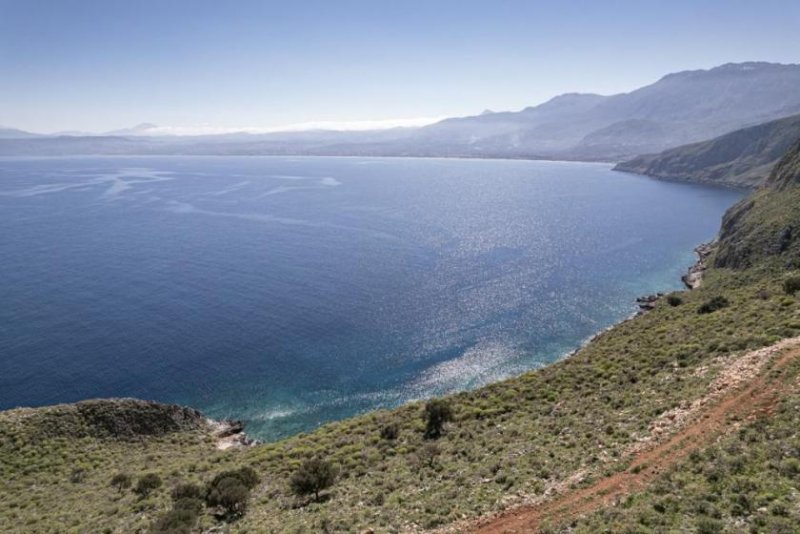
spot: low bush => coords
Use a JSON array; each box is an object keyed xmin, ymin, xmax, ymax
[
  {"xmin": 698, "ymin": 296, "xmax": 730, "ymax": 314},
  {"xmin": 171, "ymin": 482, "xmax": 203, "ymax": 501},
  {"xmin": 110, "ymin": 472, "xmax": 132, "ymax": 493},
  {"xmin": 135, "ymin": 473, "xmax": 162, "ymax": 498},
  {"xmin": 69, "ymin": 468, "xmax": 86, "ymax": 483},
  {"xmin": 783, "ymin": 276, "xmax": 800, "ymax": 295},
  {"xmin": 666, "ymin": 295, "xmax": 683, "ymax": 306},
  {"xmin": 380, "ymin": 422, "xmax": 399, "ymax": 440},
  {"xmin": 150, "ymin": 497, "xmax": 202, "ymax": 534}
]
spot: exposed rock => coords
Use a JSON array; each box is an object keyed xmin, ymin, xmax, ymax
[
  {"xmin": 682, "ymin": 242, "xmax": 714, "ymax": 289},
  {"xmin": 770, "ymin": 225, "xmax": 793, "ymax": 254},
  {"xmin": 635, "ymin": 293, "xmax": 664, "ymax": 312},
  {"xmin": 209, "ymin": 418, "xmax": 257, "ymax": 450}
]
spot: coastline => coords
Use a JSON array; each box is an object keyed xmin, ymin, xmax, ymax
[{"xmin": 681, "ymin": 241, "xmax": 715, "ymax": 289}]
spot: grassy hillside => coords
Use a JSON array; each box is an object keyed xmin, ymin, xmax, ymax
[
  {"xmin": 567, "ymin": 139, "xmax": 800, "ymax": 534},
  {"xmin": 614, "ymin": 114, "xmax": 800, "ymax": 188},
  {"xmin": 3, "ymin": 144, "xmax": 800, "ymax": 533}
]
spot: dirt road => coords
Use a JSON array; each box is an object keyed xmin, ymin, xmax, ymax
[{"xmin": 470, "ymin": 342, "xmax": 800, "ymax": 533}]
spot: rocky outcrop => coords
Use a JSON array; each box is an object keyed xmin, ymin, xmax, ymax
[
  {"xmin": 5, "ymin": 398, "xmax": 207, "ymax": 441},
  {"xmin": 208, "ymin": 419, "xmax": 256, "ymax": 450},
  {"xmin": 636, "ymin": 293, "xmax": 663, "ymax": 312},
  {"xmin": 682, "ymin": 242, "xmax": 714, "ymax": 289}
]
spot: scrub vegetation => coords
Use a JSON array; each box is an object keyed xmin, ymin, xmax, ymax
[{"xmin": 2, "ymin": 141, "xmax": 800, "ymax": 532}]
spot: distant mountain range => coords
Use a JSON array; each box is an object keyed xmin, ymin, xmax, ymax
[
  {"xmin": 615, "ymin": 113, "xmax": 800, "ymax": 188},
  {"xmin": 2, "ymin": 62, "xmax": 800, "ymax": 160}
]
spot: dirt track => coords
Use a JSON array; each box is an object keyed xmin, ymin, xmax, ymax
[{"xmin": 470, "ymin": 342, "xmax": 800, "ymax": 533}]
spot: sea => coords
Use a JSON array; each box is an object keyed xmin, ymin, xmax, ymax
[{"xmin": 0, "ymin": 156, "xmax": 744, "ymax": 440}]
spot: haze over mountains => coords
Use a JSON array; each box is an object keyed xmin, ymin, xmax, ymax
[{"xmin": 3, "ymin": 62, "xmax": 800, "ymax": 160}]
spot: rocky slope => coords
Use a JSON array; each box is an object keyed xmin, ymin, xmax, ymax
[{"xmin": 615, "ymin": 113, "xmax": 800, "ymax": 188}]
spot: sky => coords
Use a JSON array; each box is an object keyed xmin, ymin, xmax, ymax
[{"xmin": 1, "ymin": 0, "xmax": 799, "ymax": 134}]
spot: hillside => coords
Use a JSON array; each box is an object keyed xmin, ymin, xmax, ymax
[
  {"xmin": 3, "ymin": 144, "xmax": 800, "ymax": 532},
  {"xmin": 614, "ymin": 113, "xmax": 800, "ymax": 188}
]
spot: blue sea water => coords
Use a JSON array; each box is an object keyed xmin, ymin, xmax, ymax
[{"xmin": 0, "ymin": 156, "xmax": 744, "ymax": 440}]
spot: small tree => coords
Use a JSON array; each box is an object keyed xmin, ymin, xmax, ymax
[
  {"xmin": 110, "ymin": 472, "xmax": 132, "ymax": 493},
  {"xmin": 205, "ymin": 467, "xmax": 259, "ymax": 519},
  {"xmin": 290, "ymin": 458, "xmax": 337, "ymax": 502},
  {"xmin": 423, "ymin": 399, "xmax": 453, "ymax": 439},
  {"xmin": 135, "ymin": 473, "xmax": 162, "ymax": 498}
]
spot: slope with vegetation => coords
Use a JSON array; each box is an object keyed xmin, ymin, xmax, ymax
[
  {"xmin": 558, "ymin": 139, "xmax": 800, "ymax": 533},
  {"xmin": 615, "ymin": 113, "xmax": 800, "ymax": 188},
  {"xmin": 3, "ymin": 145, "xmax": 800, "ymax": 533}
]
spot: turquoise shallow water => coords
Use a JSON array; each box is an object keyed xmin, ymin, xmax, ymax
[{"xmin": 0, "ymin": 156, "xmax": 744, "ymax": 440}]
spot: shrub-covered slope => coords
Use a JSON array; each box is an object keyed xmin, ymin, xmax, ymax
[
  {"xmin": 614, "ymin": 114, "xmax": 800, "ymax": 188},
  {"xmin": 3, "ymin": 144, "xmax": 800, "ymax": 533},
  {"xmin": 715, "ymin": 140, "xmax": 800, "ymax": 269},
  {"xmin": 565, "ymin": 138, "xmax": 800, "ymax": 533}
]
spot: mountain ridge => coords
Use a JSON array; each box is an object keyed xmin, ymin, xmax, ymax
[
  {"xmin": 3, "ymin": 62, "xmax": 800, "ymax": 161},
  {"xmin": 614, "ymin": 113, "xmax": 800, "ymax": 188}
]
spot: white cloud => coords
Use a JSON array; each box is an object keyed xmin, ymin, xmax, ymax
[{"xmin": 127, "ymin": 116, "xmax": 445, "ymax": 136}]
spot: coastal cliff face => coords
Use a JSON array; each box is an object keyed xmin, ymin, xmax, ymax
[
  {"xmin": 614, "ymin": 114, "xmax": 800, "ymax": 188},
  {"xmin": 714, "ymin": 140, "xmax": 800, "ymax": 269}
]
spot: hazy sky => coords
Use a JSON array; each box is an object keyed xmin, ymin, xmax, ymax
[{"xmin": 2, "ymin": 0, "xmax": 799, "ymax": 134}]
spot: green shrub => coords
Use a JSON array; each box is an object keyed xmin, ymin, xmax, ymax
[
  {"xmin": 697, "ymin": 296, "xmax": 730, "ymax": 314},
  {"xmin": 205, "ymin": 467, "xmax": 259, "ymax": 519},
  {"xmin": 69, "ymin": 468, "xmax": 86, "ymax": 483},
  {"xmin": 696, "ymin": 517, "xmax": 724, "ymax": 534},
  {"xmin": 150, "ymin": 497, "xmax": 202, "ymax": 534},
  {"xmin": 110, "ymin": 472, "xmax": 132, "ymax": 493},
  {"xmin": 208, "ymin": 467, "xmax": 258, "ymax": 491},
  {"xmin": 171, "ymin": 482, "xmax": 203, "ymax": 502},
  {"xmin": 418, "ymin": 442, "xmax": 441, "ymax": 468},
  {"xmin": 666, "ymin": 295, "xmax": 683, "ymax": 306},
  {"xmin": 290, "ymin": 458, "xmax": 338, "ymax": 502},
  {"xmin": 423, "ymin": 399, "xmax": 453, "ymax": 439},
  {"xmin": 783, "ymin": 276, "xmax": 800, "ymax": 295},
  {"xmin": 135, "ymin": 473, "xmax": 163, "ymax": 498},
  {"xmin": 206, "ymin": 478, "xmax": 249, "ymax": 518},
  {"xmin": 380, "ymin": 422, "xmax": 399, "ymax": 440}
]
